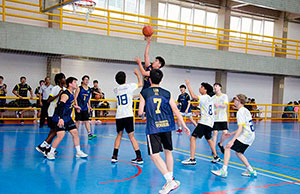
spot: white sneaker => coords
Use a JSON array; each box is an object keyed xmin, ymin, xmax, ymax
[
  {"xmin": 76, "ymin": 150, "xmax": 88, "ymax": 158},
  {"xmin": 242, "ymin": 170, "xmax": 257, "ymax": 177},
  {"xmin": 211, "ymin": 168, "xmax": 228, "ymax": 178},
  {"xmin": 47, "ymin": 152, "xmax": 55, "ymax": 160},
  {"xmin": 181, "ymin": 158, "xmax": 196, "ymax": 165},
  {"xmin": 159, "ymin": 180, "xmax": 180, "ymax": 194}
]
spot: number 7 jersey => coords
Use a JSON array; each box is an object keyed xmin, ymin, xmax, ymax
[
  {"xmin": 141, "ymin": 87, "xmax": 176, "ymax": 135},
  {"xmin": 114, "ymin": 83, "xmax": 138, "ymax": 119}
]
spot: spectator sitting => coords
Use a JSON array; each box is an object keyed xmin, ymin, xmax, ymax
[
  {"xmin": 251, "ymin": 98, "xmax": 259, "ymax": 118},
  {"xmin": 293, "ymin": 101, "xmax": 299, "ymax": 118},
  {"xmin": 282, "ymin": 102, "xmax": 294, "ymax": 118}
]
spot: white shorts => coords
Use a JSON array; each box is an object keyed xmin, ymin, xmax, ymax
[{"xmin": 181, "ymin": 112, "xmax": 192, "ymax": 117}]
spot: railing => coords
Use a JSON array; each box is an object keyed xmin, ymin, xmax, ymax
[
  {"xmin": 0, "ymin": 96, "xmax": 299, "ymax": 122},
  {"xmin": 0, "ymin": 0, "xmax": 299, "ymax": 59}
]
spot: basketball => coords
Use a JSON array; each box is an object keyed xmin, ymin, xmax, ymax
[{"xmin": 143, "ymin": 25, "xmax": 153, "ymax": 37}]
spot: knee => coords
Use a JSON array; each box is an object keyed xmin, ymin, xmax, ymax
[
  {"xmin": 150, "ymin": 154, "xmax": 159, "ymax": 161},
  {"xmin": 235, "ymin": 152, "xmax": 243, "ymax": 157},
  {"xmin": 190, "ymin": 136, "xmax": 196, "ymax": 142}
]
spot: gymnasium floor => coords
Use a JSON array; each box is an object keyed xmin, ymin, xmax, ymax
[{"xmin": 0, "ymin": 121, "xmax": 299, "ymax": 194}]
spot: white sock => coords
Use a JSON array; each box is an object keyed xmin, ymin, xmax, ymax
[
  {"xmin": 50, "ymin": 147, "xmax": 56, "ymax": 154},
  {"xmin": 163, "ymin": 172, "xmax": 173, "ymax": 182},
  {"xmin": 41, "ymin": 141, "xmax": 49, "ymax": 148},
  {"xmin": 247, "ymin": 166, "xmax": 254, "ymax": 172},
  {"xmin": 222, "ymin": 165, "xmax": 228, "ymax": 171},
  {"xmin": 178, "ymin": 127, "xmax": 182, "ymax": 129},
  {"xmin": 170, "ymin": 172, "xmax": 173, "ymax": 179},
  {"xmin": 75, "ymin": 145, "xmax": 81, "ymax": 152}
]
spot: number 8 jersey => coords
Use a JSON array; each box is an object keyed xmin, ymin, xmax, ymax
[
  {"xmin": 141, "ymin": 87, "xmax": 176, "ymax": 135},
  {"xmin": 114, "ymin": 83, "xmax": 138, "ymax": 119},
  {"xmin": 198, "ymin": 94, "xmax": 215, "ymax": 128}
]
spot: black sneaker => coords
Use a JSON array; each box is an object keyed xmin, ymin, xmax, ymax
[
  {"xmin": 131, "ymin": 158, "xmax": 144, "ymax": 164},
  {"xmin": 218, "ymin": 143, "xmax": 225, "ymax": 154},
  {"xmin": 35, "ymin": 145, "xmax": 47, "ymax": 156},
  {"xmin": 111, "ymin": 156, "xmax": 118, "ymax": 163},
  {"xmin": 211, "ymin": 156, "xmax": 221, "ymax": 163}
]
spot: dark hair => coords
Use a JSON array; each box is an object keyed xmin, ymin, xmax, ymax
[
  {"xmin": 294, "ymin": 101, "xmax": 299, "ymax": 105},
  {"xmin": 66, "ymin": 77, "xmax": 78, "ymax": 87},
  {"xmin": 213, "ymin": 83, "xmax": 222, "ymax": 88},
  {"xmin": 82, "ymin": 75, "xmax": 90, "ymax": 81},
  {"xmin": 44, "ymin": 76, "xmax": 50, "ymax": 81},
  {"xmin": 156, "ymin": 56, "xmax": 165, "ymax": 68},
  {"xmin": 115, "ymin": 71, "xmax": 126, "ymax": 85},
  {"xmin": 288, "ymin": 102, "xmax": 293, "ymax": 105},
  {"xmin": 39, "ymin": 80, "xmax": 45, "ymax": 85},
  {"xmin": 93, "ymin": 80, "xmax": 98, "ymax": 84},
  {"xmin": 179, "ymin": 84, "xmax": 186, "ymax": 89},
  {"xmin": 0, "ymin": 76, "xmax": 3, "ymax": 80},
  {"xmin": 54, "ymin": 73, "xmax": 66, "ymax": 85},
  {"xmin": 201, "ymin": 82, "xmax": 214, "ymax": 97},
  {"xmin": 150, "ymin": 69, "xmax": 163, "ymax": 84},
  {"xmin": 20, "ymin": 76, "xmax": 26, "ymax": 81}
]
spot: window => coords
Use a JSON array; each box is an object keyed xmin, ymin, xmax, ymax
[
  {"xmin": 252, "ymin": 19, "xmax": 263, "ymax": 40},
  {"xmin": 241, "ymin": 17, "xmax": 252, "ymax": 37},
  {"xmin": 124, "ymin": 0, "xmax": 138, "ymax": 21},
  {"xmin": 263, "ymin": 21, "xmax": 274, "ymax": 42},
  {"xmin": 193, "ymin": 9, "xmax": 205, "ymax": 31},
  {"xmin": 167, "ymin": 4, "xmax": 180, "ymax": 27},
  {"xmin": 158, "ymin": 2, "xmax": 167, "ymax": 26},
  {"xmin": 180, "ymin": 7, "xmax": 192, "ymax": 29},
  {"xmin": 206, "ymin": 12, "xmax": 217, "ymax": 34},
  {"xmin": 230, "ymin": 16, "xmax": 241, "ymax": 37}
]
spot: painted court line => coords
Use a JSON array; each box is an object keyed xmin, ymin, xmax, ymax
[{"xmin": 256, "ymin": 150, "xmax": 289, "ymax": 158}]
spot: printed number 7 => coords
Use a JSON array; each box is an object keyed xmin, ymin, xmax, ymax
[{"xmin": 153, "ymin": 98, "xmax": 162, "ymax": 114}]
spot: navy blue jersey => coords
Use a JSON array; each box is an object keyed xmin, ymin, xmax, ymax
[
  {"xmin": 0, "ymin": 84, "xmax": 7, "ymax": 103},
  {"xmin": 53, "ymin": 90, "xmax": 75, "ymax": 123},
  {"xmin": 177, "ymin": 93, "xmax": 191, "ymax": 113},
  {"xmin": 141, "ymin": 87, "xmax": 175, "ymax": 135},
  {"xmin": 142, "ymin": 66, "xmax": 152, "ymax": 91},
  {"xmin": 77, "ymin": 86, "xmax": 91, "ymax": 111},
  {"xmin": 13, "ymin": 83, "xmax": 32, "ymax": 97}
]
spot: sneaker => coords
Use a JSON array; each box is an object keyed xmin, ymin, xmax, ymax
[
  {"xmin": 88, "ymin": 133, "xmax": 97, "ymax": 140},
  {"xmin": 218, "ymin": 143, "xmax": 225, "ymax": 154},
  {"xmin": 45, "ymin": 148, "xmax": 58, "ymax": 156},
  {"xmin": 76, "ymin": 150, "xmax": 88, "ymax": 158},
  {"xmin": 176, "ymin": 129, "xmax": 183, "ymax": 133},
  {"xmin": 47, "ymin": 152, "xmax": 55, "ymax": 160},
  {"xmin": 211, "ymin": 156, "xmax": 221, "ymax": 163},
  {"xmin": 111, "ymin": 156, "xmax": 118, "ymax": 163},
  {"xmin": 159, "ymin": 180, "xmax": 180, "ymax": 194},
  {"xmin": 181, "ymin": 158, "xmax": 196, "ymax": 165},
  {"xmin": 96, "ymin": 120, "xmax": 102, "ymax": 123},
  {"xmin": 36, "ymin": 145, "xmax": 47, "ymax": 156},
  {"xmin": 242, "ymin": 170, "xmax": 257, "ymax": 177},
  {"xmin": 131, "ymin": 158, "xmax": 144, "ymax": 164},
  {"xmin": 211, "ymin": 168, "xmax": 228, "ymax": 178}
]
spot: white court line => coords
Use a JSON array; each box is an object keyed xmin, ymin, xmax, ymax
[{"xmin": 173, "ymin": 150, "xmax": 300, "ymax": 186}]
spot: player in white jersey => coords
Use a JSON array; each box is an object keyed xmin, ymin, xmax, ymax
[
  {"xmin": 182, "ymin": 80, "xmax": 221, "ymax": 165},
  {"xmin": 35, "ymin": 73, "xmax": 66, "ymax": 156},
  {"xmin": 111, "ymin": 63, "xmax": 144, "ymax": 164},
  {"xmin": 212, "ymin": 83, "xmax": 229, "ymax": 154},
  {"xmin": 212, "ymin": 94, "xmax": 257, "ymax": 178}
]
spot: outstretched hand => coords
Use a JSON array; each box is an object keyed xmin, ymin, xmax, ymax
[
  {"xmin": 185, "ymin": 79, "xmax": 190, "ymax": 85},
  {"xmin": 183, "ymin": 125, "xmax": 191, "ymax": 136}
]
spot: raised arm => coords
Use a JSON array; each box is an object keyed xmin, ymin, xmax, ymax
[
  {"xmin": 144, "ymin": 36, "xmax": 151, "ymax": 68},
  {"xmin": 169, "ymin": 95, "xmax": 190, "ymax": 136},
  {"xmin": 137, "ymin": 57, "xmax": 150, "ymax": 77},
  {"xmin": 185, "ymin": 79, "xmax": 199, "ymax": 101},
  {"xmin": 138, "ymin": 94, "xmax": 145, "ymax": 116},
  {"xmin": 134, "ymin": 64, "xmax": 143, "ymax": 88}
]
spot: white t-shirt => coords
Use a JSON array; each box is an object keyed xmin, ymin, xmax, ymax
[
  {"xmin": 48, "ymin": 86, "xmax": 64, "ymax": 117},
  {"xmin": 39, "ymin": 84, "xmax": 54, "ymax": 100},
  {"xmin": 212, "ymin": 93, "xmax": 228, "ymax": 122},
  {"xmin": 198, "ymin": 94, "xmax": 214, "ymax": 128},
  {"xmin": 114, "ymin": 83, "xmax": 138, "ymax": 119},
  {"xmin": 237, "ymin": 107, "xmax": 255, "ymax": 145}
]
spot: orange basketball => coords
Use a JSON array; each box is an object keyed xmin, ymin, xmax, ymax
[
  {"xmin": 95, "ymin": 94, "xmax": 101, "ymax": 100},
  {"xmin": 143, "ymin": 25, "xmax": 153, "ymax": 37}
]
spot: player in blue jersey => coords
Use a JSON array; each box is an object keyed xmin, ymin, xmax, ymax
[
  {"xmin": 46, "ymin": 77, "xmax": 88, "ymax": 160},
  {"xmin": 74, "ymin": 75, "xmax": 96, "ymax": 140},
  {"xmin": 176, "ymin": 84, "xmax": 197, "ymax": 133},
  {"xmin": 139, "ymin": 69, "xmax": 190, "ymax": 194},
  {"xmin": 137, "ymin": 37, "xmax": 165, "ymax": 91}
]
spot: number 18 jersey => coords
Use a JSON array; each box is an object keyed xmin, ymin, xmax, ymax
[
  {"xmin": 114, "ymin": 83, "xmax": 138, "ymax": 119},
  {"xmin": 141, "ymin": 87, "xmax": 175, "ymax": 135}
]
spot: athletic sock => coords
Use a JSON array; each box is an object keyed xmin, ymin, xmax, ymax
[
  {"xmin": 247, "ymin": 166, "xmax": 254, "ymax": 172},
  {"xmin": 41, "ymin": 141, "xmax": 49, "ymax": 148},
  {"xmin": 50, "ymin": 147, "xmax": 56, "ymax": 154},
  {"xmin": 46, "ymin": 144, "xmax": 51, "ymax": 149},
  {"xmin": 170, "ymin": 172, "xmax": 173, "ymax": 179},
  {"xmin": 222, "ymin": 165, "xmax": 228, "ymax": 171},
  {"xmin": 178, "ymin": 127, "xmax": 182, "ymax": 129},
  {"xmin": 163, "ymin": 172, "xmax": 173, "ymax": 182},
  {"xmin": 135, "ymin": 150, "xmax": 141, "ymax": 158},
  {"xmin": 75, "ymin": 145, "xmax": 81, "ymax": 152},
  {"xmin": 113, "ymin": 148, "xmax": 119, "ymax": 157}
]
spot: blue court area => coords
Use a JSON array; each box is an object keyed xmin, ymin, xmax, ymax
[{"xmin": 0, "ymin": 121, "xmax": 300, "ymax": 194}]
